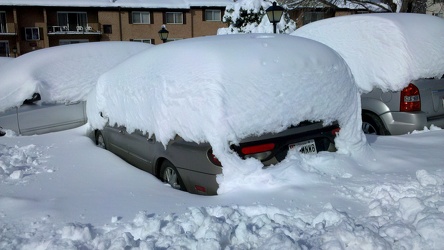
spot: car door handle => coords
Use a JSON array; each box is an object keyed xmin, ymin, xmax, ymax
[{"xmin": 65, "ymin": 101, "xmax": 81, "ymax": 106}]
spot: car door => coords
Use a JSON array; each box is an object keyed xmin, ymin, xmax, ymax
[
  {"xmin": 17, "ymin": 101, "xmax": 86, "ymax": 135},
  {"xmin": 124, "ymin": 129, "xmax": 156, "ymax": 173},
  {"xmin": 0, "ymin": 107, "xmax": 20, "ymax": 134},
  {"xmin": 102, "ymin": 125, "xmax": 130, "ymax": 160}
]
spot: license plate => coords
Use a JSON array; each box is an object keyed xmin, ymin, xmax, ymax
[{"xmin": 289, "ymin": 139, "xmax": 317, "ymax": 154}]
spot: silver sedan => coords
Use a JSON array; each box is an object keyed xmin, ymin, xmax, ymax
[
  {"xmin": 91, "ymin": 121, "xmax": 339, "ymax": 195},
  {"xmin": 0, "ymin": 93, "xmax": 87, "ymax": 136}
]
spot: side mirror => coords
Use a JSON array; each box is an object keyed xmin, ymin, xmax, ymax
[{"xmin": 23, "ymin": 93, "xmax": 41, "ymax": 105}]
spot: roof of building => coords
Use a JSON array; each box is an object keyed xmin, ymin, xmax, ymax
[{"xmin": 0, "ymin": 0, "xmax": 233, "ymax": 8}]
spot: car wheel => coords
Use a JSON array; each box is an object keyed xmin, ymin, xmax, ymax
[
  {"xmin": 362, "ymin": 113, "xmax": 389, "ymax": 135},
  {"xmin": 160, "ymin": 161, "xmax": 186, "ymax": 191},
  {"xmin": 95, "ymin": 131, "xmax": 106, "ymax": 149}
]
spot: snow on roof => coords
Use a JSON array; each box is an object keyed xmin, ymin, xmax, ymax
[
  {"xmin": 0, "ymin": 0, "xmax": 233, "ymax": 8},
  {"xmin": 292, "ymin": 13, "xmax": 444, "ymax": 92}
]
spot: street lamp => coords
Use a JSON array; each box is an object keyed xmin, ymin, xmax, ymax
[
  {"xmin": 12, "ymin": 47, "xmax": 17, "ymax": 57},
  {"xmin": 158, "ymin": 25, "xmax": 169, "ymax": 43},
  {"xmin": 266, "ymin": 2, "xmax": 285, "ymax": 34}
]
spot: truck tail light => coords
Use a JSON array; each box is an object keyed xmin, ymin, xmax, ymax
[{"xmin": 400, "ymin": 83, "xmax": 421, "ymax": 112}]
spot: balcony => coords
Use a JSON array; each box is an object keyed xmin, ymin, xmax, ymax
[
  {"xmin": 0, "ymin": 23, "xmax": 17, "ymax": 35},
  {"xmin": 48, "ymin": 24, "xmax": 101, "ymax": 35}
]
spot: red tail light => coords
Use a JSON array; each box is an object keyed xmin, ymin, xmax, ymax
[
  {"xmin": 207, "ymin": 149, "xmax": 221, "ymax": 166},
  {"xmin": 400, "ymin": 83, "xmax": 421, "ymax": 112},
  {"xmin": 241, "ymin": 143, "xmax": 275, "ymax": 155},
  {"xmin": 331, "ymin": 128, "xmax": 340, "ymax": 136}
]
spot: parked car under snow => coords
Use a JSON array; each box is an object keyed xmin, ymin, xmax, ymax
[
  {"xmin": 361, "ymin": 77, "xmax": 444, "ymax": 135},
  {"xmin": 291, "ymin": 13, "xmax": 444, "ymax": 135},
  {"xmin": 0, "ymin": 93, "xmax": 87, "ymax": 136},
  {"xmin": 87, "ymin": 34, "xmax": 361, "ymax": 195}
]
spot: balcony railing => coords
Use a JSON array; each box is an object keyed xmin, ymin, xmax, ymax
[{"xmin": 48, "ymin": 25, "xmax": 101, "ymax": 35}]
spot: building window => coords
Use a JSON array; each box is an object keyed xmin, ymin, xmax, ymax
[
  {"xmin": 0, "ymin": 12, "xmax": 6, "ymax": 33},
  {"xmin": 303, "ymin": 12, "xmax": 324, "ymax": 25},
  {"xmin": 132, "ymin": 11, "xmax": 150, "ymax": 24},
  {"xmin": 103, "ymin": 24, "xmax": 112, "ymax": 34},
  {"xmin": 59, "ymin": 39, "xmax": 89, "ymax": 46},
  {"xmin": 166, "ymin": 12, "xmax": 183, "ymax": 24},
  {"xmin": 205, "ymin": 10, "xmax": 221, "ymax": 21},
  {"xmin": 0, "ymin": 41, "xmax": 9, "ymax": 57},
  {"xmin": 25, "ymin": 27, "xmax": 40, "ymax": 41},
  {"xmin": 57, "ymin": 12, "xmax": 87, "ymax": 31},
  {"xmin": 131, "ymin": 39, "xmax": 153, "ymax": 44}
]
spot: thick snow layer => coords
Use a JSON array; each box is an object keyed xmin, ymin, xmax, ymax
[
  {"xmin": 0, "ymin": 42, "xmax": 152, "ymax": 112},
  {"xmin": 88, "ymin": 34, "xmax": 366, "ymax": 193},
  {"xmin": 0, "ymin": 126, "xmax": 443, "ymax": 249},
  {"xmin": 0, "ymin": 57, "xmax": 13, "ymax": 66},
  {"xmin": 292, "ymin": 13, "xmax": 444, "ymax": 92}
]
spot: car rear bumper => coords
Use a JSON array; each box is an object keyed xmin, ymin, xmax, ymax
[{"xmin": 380, "ymin": 111, "xmax": 444, "ymax": 135}]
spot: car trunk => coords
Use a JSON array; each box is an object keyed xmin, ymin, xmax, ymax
[
  {"xmin": 232, "ymin": 121, "xmax": 338, "ymax": 165},
  {"xmin": 415, "ymin": 78, "xmax": 444, "ymax": 126}
]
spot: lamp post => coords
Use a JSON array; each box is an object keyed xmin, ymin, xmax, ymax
[
  {"xmin": 158, "ymin": 25, "xmax": 169, "ymax": 43},
  {"xmin": 12, "ymin": 47, "xmax": 17, "ymax": 57},
  {"xmin": 266, "ymin": 2, "xmax": 285, "ymax": 34}
]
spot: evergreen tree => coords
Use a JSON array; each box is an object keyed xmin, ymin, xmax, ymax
[{"xmin": 218, "ymin": 0, "xmax": 297, "ymax": 34}]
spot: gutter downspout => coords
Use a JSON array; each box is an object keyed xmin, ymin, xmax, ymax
[{"xmin": 119, "ymin": 7, "xmax": 123, "ymax": 41}]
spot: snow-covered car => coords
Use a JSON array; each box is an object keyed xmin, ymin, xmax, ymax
[
  {"xmin": 93, "ymin": 122, "xmax": 339, "ymax": 195},
  {"xmin": 0, "ymin": 93, "xmax": 87, "ymax": 136},
  {"xmin": 361, "ymin": 77, "xmax": 444, "ymax": 135},
  {"xmin": 87, "ymin": 34, "xmax": 360, "ymax": 195},
  {"xmin": 291, "ymin": 13, "xmax": 444, "ymax": 135},
  {"xmin": 0, "ymin": 42, "xmax": 152, "ymax": 137}
]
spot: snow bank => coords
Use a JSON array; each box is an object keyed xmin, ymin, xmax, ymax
[
  {"xmin": 0, "ymin": 143, "xmax": 50, "ymax": 183},
  {"xmin": 0, "ymin": 57, "xmax": 13, "ymax": 66},
  {"xmin": 291, "ymin": 13, "xmax": 444, "ymax": 92},
  {"xmin": 88, "ymin": 34, "xmax": 367, "ymax": 193},
  {"xmin": 0, "ymin": 42, "xmax": 152, "ymax": 112}
]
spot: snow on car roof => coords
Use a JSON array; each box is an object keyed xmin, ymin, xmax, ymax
[
  {"xmin": 87, "ymin": 34, "xmax": 365, "ymax": 193},
  {"xmin": 291, "ymin": 13, "xmax": 444, "ymax": 93},
  {"xmin": 0, "ymin": 41, "xmax": 152, "ymax": 112}
]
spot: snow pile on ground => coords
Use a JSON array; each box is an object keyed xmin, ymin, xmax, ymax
[
  {"xmin": 292, "ymin": 13, "xmax": 444, "ymax": 92},
  {"xmin": 0, "ymin": 42, "xmax": 152, "ymax": 112},
  {"xmin": 88, "ymin": 34, "xmax": 367, "ymax": 193},
  {"xmin": 0, "ymin": 57, "xmax": 13, "ymax": 66},
  {"xmin": 0, "ymin": 143, "xmax": 50, "ymax": 183},
  {"xmin": 1, "ymin": 128, "xmax": 444, "ymax": 249}
]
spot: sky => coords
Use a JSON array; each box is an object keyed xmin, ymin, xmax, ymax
[{"xmin": 1, "ymin": 12, "xmax": 444, "ymax": 249}]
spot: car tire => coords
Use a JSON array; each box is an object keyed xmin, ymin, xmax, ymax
[
  {"xmin": 160, "ymin": 161, "xmax": 186, "ymax": 191},
  {"xmin": 362, "ymin": 112, "xmax": 389, "ymax": 135},
  {"xmin": 95, "ymin": 131, "xmax": 106, "ymax": 149}
]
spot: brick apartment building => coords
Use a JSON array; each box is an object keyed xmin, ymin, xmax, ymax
[{"xmin": 0, "ymin": 0, "xmax": 232, "ymax": 57}]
